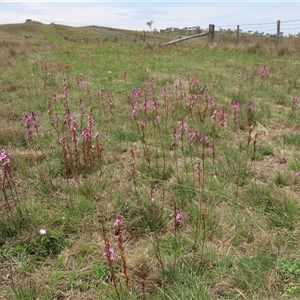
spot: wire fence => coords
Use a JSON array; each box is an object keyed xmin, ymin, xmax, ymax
[
  {"xmin": 217, "ymin": 19, "xmax": 300, "ymax": 37},
  {"xmin": 70, "ymin": 19, "xmax": 300, "ymax": 48}
]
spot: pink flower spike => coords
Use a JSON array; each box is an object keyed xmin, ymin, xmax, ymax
[
  {"xmin": 102, "ymin": 247, "xmax": 115, "ymax": 261},
  {"xmin": 232, "ymin": 100, "xmax": 240, "ymax": 113},
  {"xmin": 131, "ymin": 149, "xmax": 136, "ymax": 164},
  {"xmin": 296, "ymin": 171, "xmax": 300, "ymax": 176},
  {"xmin": 170, "ymin": 208, "xmax": 182, "ymax": 226},
  {"xmin": 114, "ymin": 214, "xmax": 123, "ymax": 226},
  {"xmin": 201, "ymin": 135, "xmax": 208, "ymax": 143},
  {"xmin": 261, "ymin": 65, "xmax": 268, "ymax": 78},
  {"xmin": 211, "ymin": 109, "xmax": 218, "ymax": 120},
  {"xmin": 248, "ymin": 101, "xmax": 254, "ymax": 111},
  {"xmin": 179, "ymin": 121, "xmax": 187, "ymax": 132},
  {"xmin": 172, "ymin": 130, "xmax": 179, "ymax": 140}
]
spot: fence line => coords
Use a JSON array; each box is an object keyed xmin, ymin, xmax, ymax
[
  {"xmin": 218, "ymin": 19, "xmax": 300, "ymax": 39},
  {"xmin": 73, "ymin": 19, "xmax": 300, "ymax": 46},
  {"xmin": 163, "ymin": 26, "xmax": 213, "ymax": 46}
]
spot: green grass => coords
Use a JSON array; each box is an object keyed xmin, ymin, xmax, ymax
[
  {"xmin": 42, "ymin": 24, "xmax": 65, "ymax": 42},
  {"xmin": 1, "ymin": 21, "xmax": 300, "ymax": 299}
]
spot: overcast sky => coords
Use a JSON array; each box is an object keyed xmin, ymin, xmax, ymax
[{"xmin": 1, "ymin": 1, "xmax": 300, "ymax": 35}]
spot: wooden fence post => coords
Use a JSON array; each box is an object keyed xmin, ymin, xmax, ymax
[
  {"xmin": 276, "ymin": 20, "xmax": 280, "ymax": 47},
  {"xmin": 236, "ymin": 25, "xmax": 240, "ymax": 45},
  {"xmin": 208, "ymin": 24, "xmax": 215, "ymax": 43}
]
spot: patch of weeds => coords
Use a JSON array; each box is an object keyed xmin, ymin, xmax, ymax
[
  {"xmin": 138, "ymin": 162, "xmax": 173, "ymax": 181},
  {"xmin": 8, "ymin": 280, "xmax": 40, "ymax": 300},
  {"xmin": 254, "ymin": 143, "xmax": 274, "ymax": 160},
  {"xmin": 274, "ymin": 96, "xmax": 288, "ymax": 106},
  {"xmin": 66, "ymin": 270, "xmax": 87, "ymax": 292},
  {"xmin": 173, "ymin": 180, "xmax": 197, "ymax": 208},
  {"xmin": 255, "ymin": 102, "xmax": 272, "ymax": 121},
  {"xmin": 27, "ymin": 231, "xmax": 68, "ymax": 260},
  {"xmin": 64, "ymin": 197, "xmax": 95, "ymax": 225},
  {"xmin": 279, "ymin": 257, "xmax": 300, "ymax": 298},
  {"xmin": 0, "ymin": 207, "xmax": 32, "ymax": 241},
  {"xmin": 112, "ymin": 127, "xmax": 139, "ymax": 143},
  {"xmin": 212, "ymin": 256, "xmax": 233, "ymax": 277},
  {"xmin": 49, "ymin": 157, "xmax": 65, "ymax": 178},
  {"xmin": 284, "ymin": 134, "xmax": 300, "ymax": 148},
  {"xmin": 132, "ymin": 203, "xmax": 167, "ymax": 234},
  {"xmin": 234, "ymin": 253, "xmax": 276, "ymax": 296},
  {"xmin": 53, "ymin": 253, "xmax": 65, "ymax": 268},
  {"xmin": 287, "ymin": 110, "xmax": 298, "ymax": 122},
  {"xmin": 160, "ymin": 235, "xmax": 186, "ymax": 257},
  {"xmin": 157, "ymin": 258, "xmax": 209, "ymax": 300},
  {"xmin": 222, "ymin": 153, "xmax": 250, "ymax": 187},
  {"xmin": 0, "ymin": 242, "xmax": 28, "ymax": 263},
  {"xmin": 289, "ymin": 157, "xmax": 300, "ymax": 175},
  {"xmin": 115, "ymin": 191, "xmax": 167, "ymax": 234},
  {"xmin": 141, "ymin": 203, "xmax": 167, "ymax": 233},
  {"xmin": 229, "ymin": 219, "xmax": 254, "ymax": 247},
  {"xmin": 77, "ymin": 180, "xmax": 103, "ymax": 200},
  {"xmin": 92, "ymin": 264, "xmax": 110, "ymax": 281},
  {"xmin": 267, "ymin": 197, "xmax": 297, "ymax": 230},
  {"xmin": 247, "ymin": 184, "xmax": 279, "ymax": 213},
  {"xmin": 274, "ymin": 171, "xmax": 291, "ymax": 187}
]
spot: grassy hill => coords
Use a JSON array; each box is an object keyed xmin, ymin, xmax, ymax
[{"xmin": 1, "ymin": 21, "xmax": 300, "ymax": 300}]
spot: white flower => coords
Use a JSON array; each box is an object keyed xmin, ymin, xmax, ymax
[{"xmin": 39, "ymin": 229, "xmax": 47, "ymax": 235}]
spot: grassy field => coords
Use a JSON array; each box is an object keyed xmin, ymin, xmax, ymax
[{"xmin": 1, "ymin": 21, "xmax": 300, "ymax": 299}]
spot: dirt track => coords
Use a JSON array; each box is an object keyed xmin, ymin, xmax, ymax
[{"xmin": 83, "ymin": 26, "xmax": 137, "ymax": 41}]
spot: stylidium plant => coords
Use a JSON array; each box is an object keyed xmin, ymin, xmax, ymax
[
  {"xmin": 247, "ymin": 101, "xmax": 255, "ymax": 156},
  {"xmin": 102, "ymin": 240, "xmax": 119, "ymax": 296},
  {"xmin": 114, "ymin": 214, "xmax": 129, "ymax": 290},
  {"xmin": 219, "ymin": 109, "xmax": 226, "ymax": 127},
  {"xmin": 131, "ymin": 150, "xmax": 139, "ymax": 204},
  {"xmin": 232, "ymin": 99, "xmax": 240, "ymax": 130},
  {"xmin": 0, "ymin": 149, "xmax": 21, "ymax": 218},
  {"xmin": 291, "ymin": 96, "xmax": 297, "ymax": 110},
  {"xmin": 170, "ymin": 202, "xmax": 182, "ymax": 273},
  {"xmin": 261, "ymin": 65, "xmax": 268, "ymax": 78},
  {"xmin": 24, "ymin": 112, "xmax": 39, "ymax": 142}
]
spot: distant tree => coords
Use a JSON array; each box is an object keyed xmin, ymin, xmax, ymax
[
  {"xmin": 146, "ymin": 20, "xmax": 154, "ymax": 32},
  {"xmin": 195, "ymin": 26, "xmax": 201, "ymax": 34},
  {"xmin": 26, "ymin": 19, "xmax": 32, "ymax": 22}
]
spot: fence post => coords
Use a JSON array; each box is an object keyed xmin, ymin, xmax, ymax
[
  {"xmin": 236, "ymin": 25, "xmax": 240, "ymax": 45},
  {"xmin": 208, "ymin": 24, "xmax": 215, "ymax": 43},
  {"xmin": 276, "ymin": 20, "xmax": 280, "ymax": 47}
]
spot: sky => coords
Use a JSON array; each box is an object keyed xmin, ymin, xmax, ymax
[{"xmin": 1, "ymin": 1, "xmax": 300, "ymax": 35}]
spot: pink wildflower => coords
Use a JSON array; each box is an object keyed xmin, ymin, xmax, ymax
[
  {"xmin": 178, "ymin": 121, "xmax": 187, "ymax": 132},
  {"xmin": 114, "ymin": 214, "xmax": 123, "ymax": 227},
  {"xmin": 170, "ymin": 208, "xmax": 182, "ymax": 227},
  {"xmin": 291, "ymin": 96, "xmax": 297, "ymax": 105},
  {"xmin": 261, "ymin": 65, "xmax": 268, "ymax": 78},
  {"xmin": 131, "ymin": 149, "xmax": 136, "ymax": 164},
  {"xmin": 211, "ymin": 109, "xmax": 218, "ymax": 120},
  {"xmin": 248, "ymin": 101, "xmax": 254, "ymax": 111},
  {"xmin": 232, "ymin": 100, "xmax": 240, "ymax": 113},
  {"xmin": 102, "ymin": 245, "xmax": 115, "ymax": 261}
]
